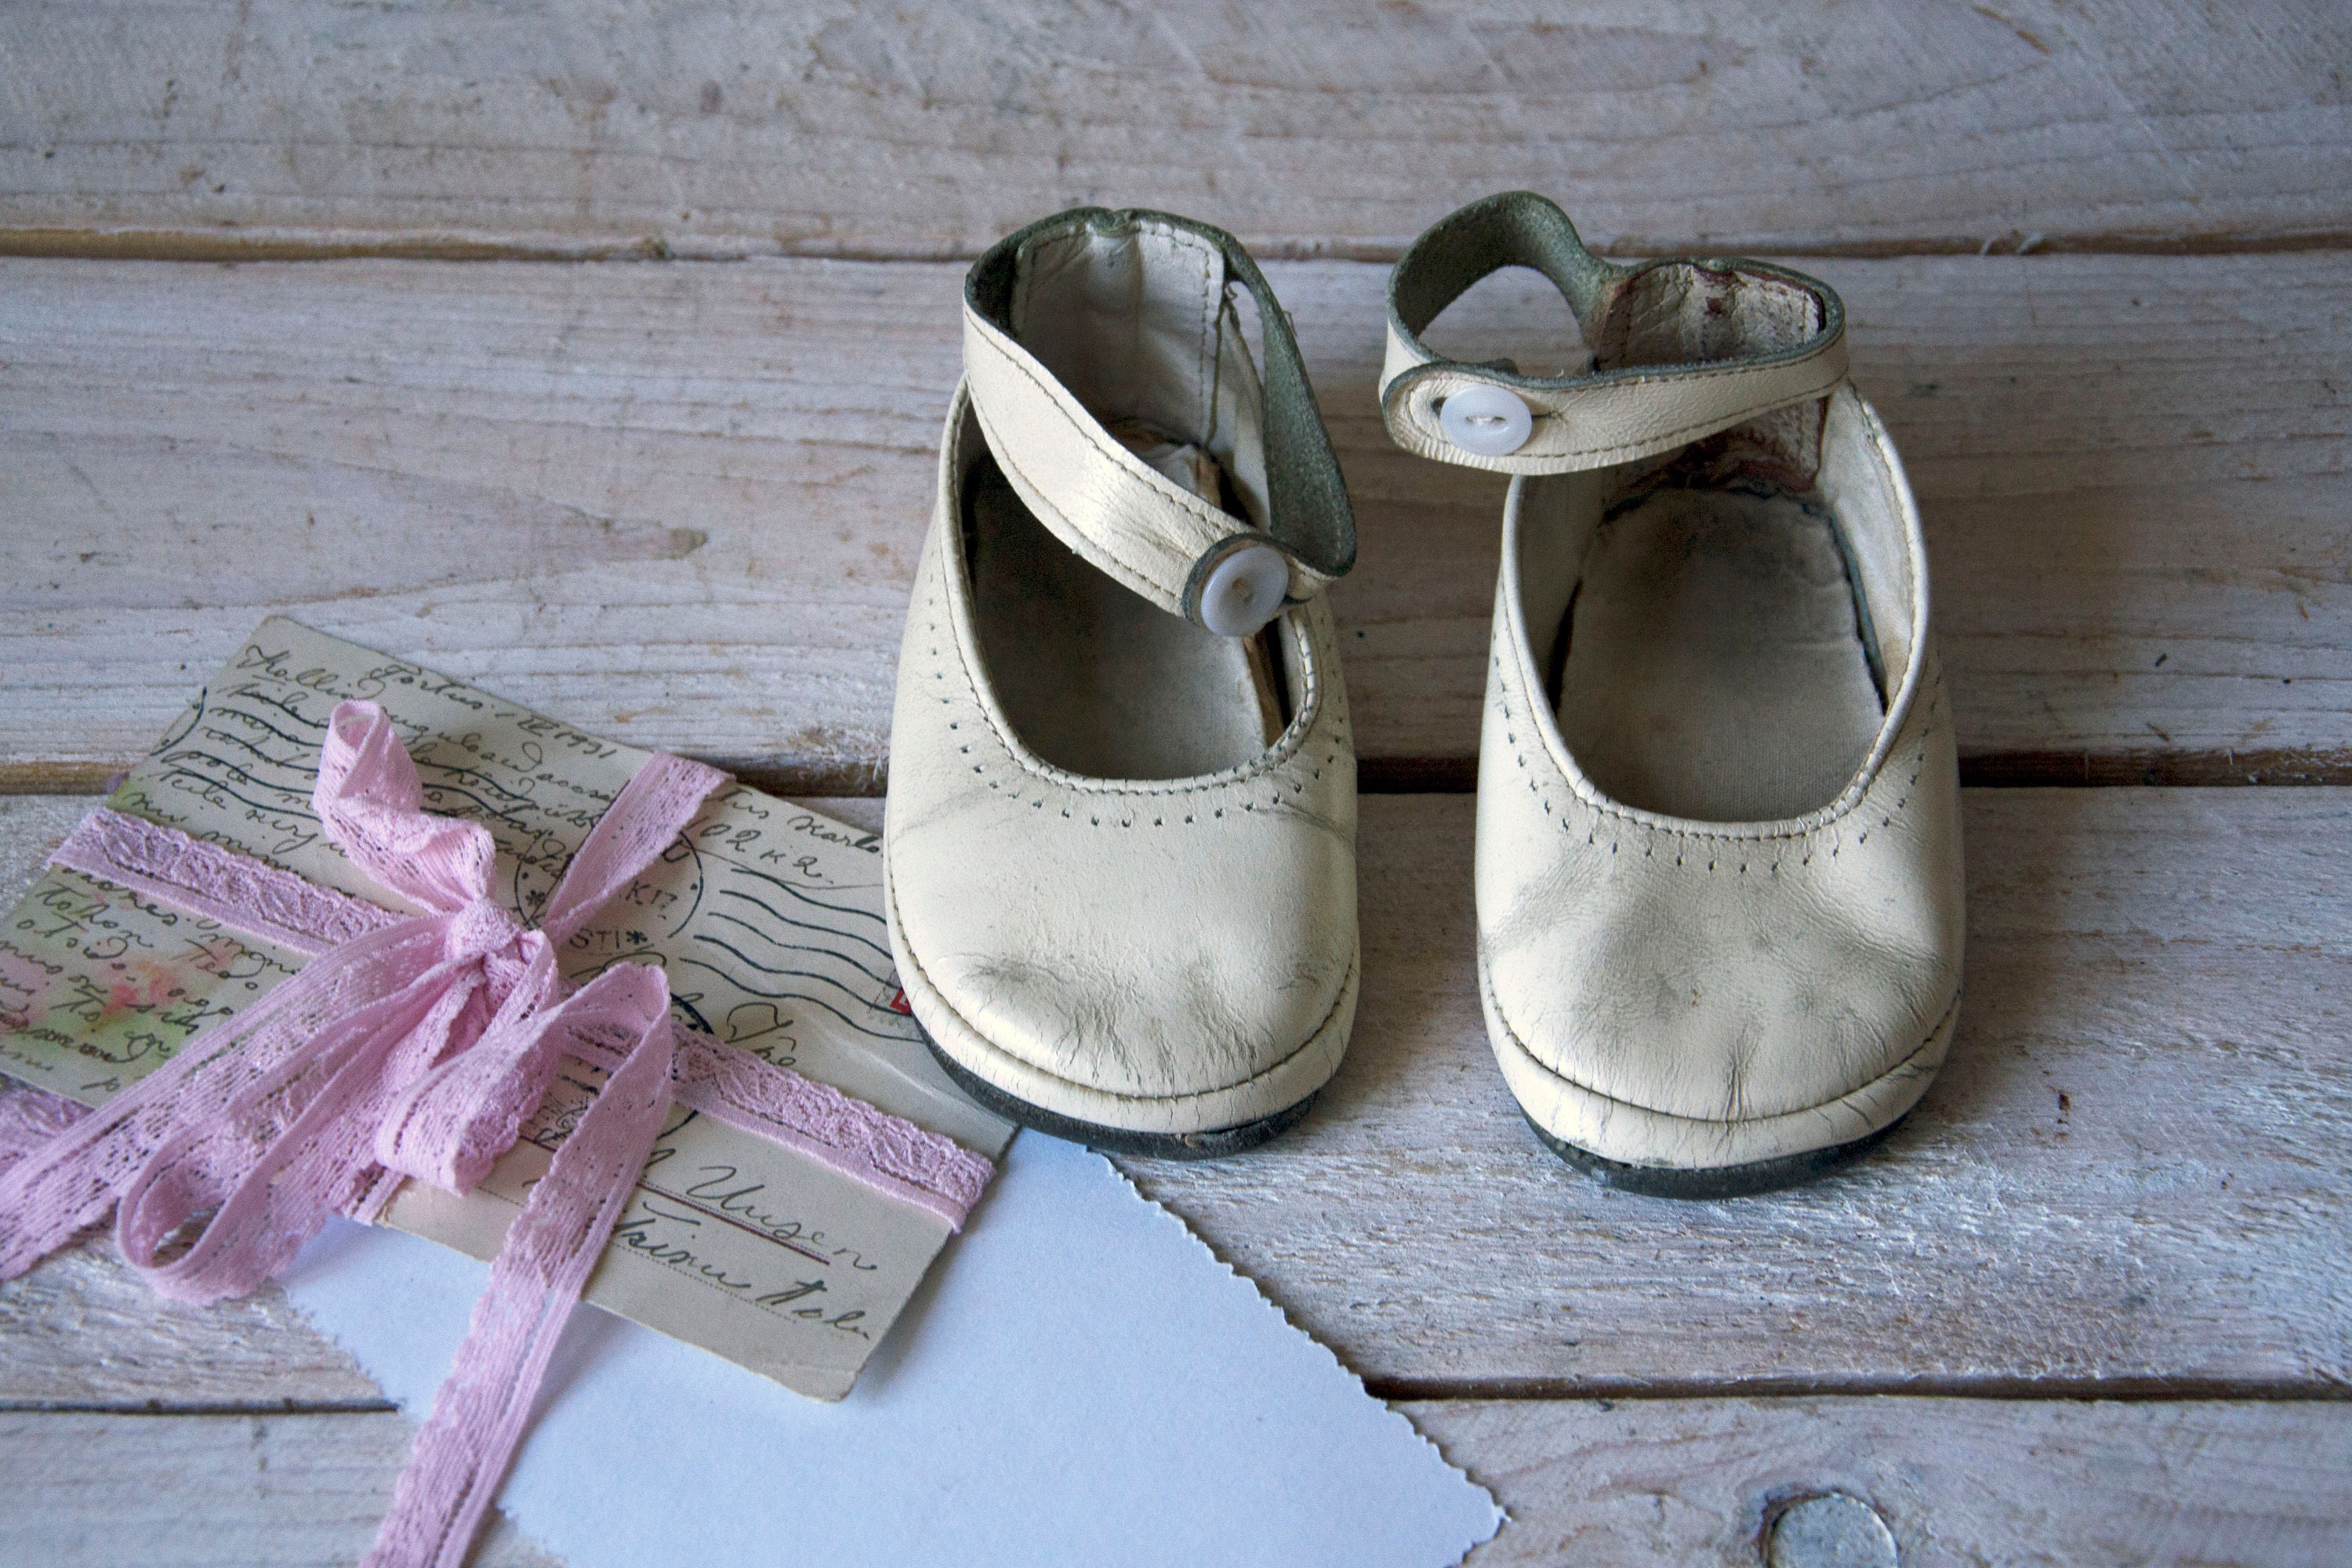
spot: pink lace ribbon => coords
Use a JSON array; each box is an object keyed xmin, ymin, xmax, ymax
[
  {"xmin": 50, "ymin": 803, "xmax": 404, "ymax": 957},
  {"xmin": 0, "ymin": 701, "xmax": 992, "ymax": 1568},
  {"xmin": 48, "ymin": 808, "xmax": 993, "ymax": 1228},
  {"xmin": 0, "ymin": 1084, "xmax": 85, "ymax": 1175}
]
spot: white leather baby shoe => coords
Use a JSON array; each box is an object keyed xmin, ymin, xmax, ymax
[
  {"xmin": 884, "ymin": 208, "xmax": 1361, "ymax": 1156},
  {"xmin": 1383, "ymin": 194, "xmax": 1964, "ymax": 1195}
]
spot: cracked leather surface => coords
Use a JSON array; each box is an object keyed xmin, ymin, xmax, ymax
[
  {"xmin": 885, "ymin": 377, "xmax": 1359, "ymax": 1136},
  {"xmin": 1475, "ymin": 387, "xmax": 1965, "ymax": 1170}
]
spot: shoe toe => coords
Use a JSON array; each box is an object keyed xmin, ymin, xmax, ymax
[
  {"xmin": 1490, "ymin": 863, "xmax": 1955, "ymax": 1124},
  {"xmin": 889, "ymin": 793, "xmax": 1357, "ymax": 1127},
  {"xmin": 1480, "ymin": 678, "xmax": 1965, "ymax": 1171}
]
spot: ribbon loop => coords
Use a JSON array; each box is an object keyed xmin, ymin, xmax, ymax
[
  {"xmin": 539, "ymin": 751, "xmax": 730, "ymax": 948},
  {"xmin": 373, "ymin": 935, "xmax": 557, "ymax": 1192},
  {"xmin": 316, "ymin": 702, "xmax": 502, "ymax": 915},
  {"xmin": 1, "ymin": 702, "xmax": 1002, "ymax": 1568},
  {"xmin": 0, "ymin": 700, "xmax": 734, "ymax": 1568}
]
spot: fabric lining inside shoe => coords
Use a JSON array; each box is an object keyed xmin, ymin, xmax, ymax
[
  {"xmin": 964, "ymin": 458, "xmax": 1283, "ymax": 781},
  {"xmin": 1552, "ymin": 483, "xmax": 1884, "ymax": 823}
]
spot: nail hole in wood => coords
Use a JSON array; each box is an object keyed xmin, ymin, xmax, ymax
[{"xmin": 1764, "ymin": 1492, "xmax": 1897, "ymax": 1568}]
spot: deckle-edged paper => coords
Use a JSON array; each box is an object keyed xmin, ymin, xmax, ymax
[
  {"xmin": 0, "ymin": 617, "xmax": 1012, "ymax": 1399},
  {"xmin": 285, "ymin": 1133, "xmax": 1505, "ymax": 1567}
]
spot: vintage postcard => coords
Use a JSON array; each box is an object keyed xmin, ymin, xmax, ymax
[{"xmin": 0, "ymin": 617, "xmax": 1012, "ymax": 1399}]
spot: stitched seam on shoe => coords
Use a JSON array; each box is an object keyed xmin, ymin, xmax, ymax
[
  {"xmin": 1501, "ymin": 642, "xmax": 1948, "ymax": 846},
  {"xmin": 1496, "ymin": 439, "xmax": 1943, "ymax": 840},
  {"xmin": 1189, "ymin": 223, "xmax": 1217, "ymax": 440},
  {"xmin": 1402, "ymin": 351, "xmax": 1843, "ymax": 458},
  {"xmin": 934, "ymin": 535, "xmax": 1338, "ymax": 800},
  {"xmin": 1410, "ymin": 327, "xmax": 1842, "ymax": 397},
  {"xmin": 1480, "ymin": 949, "xmax": 1959, "ymax": 1128},
  {"xmin": 1855, "ymin": 392, "xmax": 1935, "ymax": 684},
  {"xmin": 947, "ymin": 612, "xmax": 1329, "ymax": 796},
  {"xmin": 1507, "ymin": 685, "xmax": 1939, "ymax": 848},
  {"xmin": 888, "ymin": 852, "xmax": 1358, "ymax": 1109}
]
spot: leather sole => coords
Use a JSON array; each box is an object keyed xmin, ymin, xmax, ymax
[
  {"xmin": 919, "ymin": 1026, "xmax": 1317, "ymax": 1160},
  {"xmin": 1520, "ymin": 1107, "xmax": 1908, "ymax": 1199}
]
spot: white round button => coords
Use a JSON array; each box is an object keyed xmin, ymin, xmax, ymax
[
  {"xmin": 1197, "ymin": 543, "xmax": 1290, "ymax": 637},
  {"xmin": 1438, "ymin": 383, "xmax": 1534, "ymax": 456}
]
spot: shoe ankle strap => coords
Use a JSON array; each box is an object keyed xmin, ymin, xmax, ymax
[
  {"xmin": 964, "ymin": 209, "xmax": 1355, "ymax": 635},
  {"xmin": 1382, "ymin": 192, "xmax": 1850, "ymax": 475}
]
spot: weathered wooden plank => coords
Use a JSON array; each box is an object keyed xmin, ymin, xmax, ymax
[
  {"xmin": 1134, "ymin": 786, "xmax": 2352, "ymax": 1395},
  {"xmin": 2, "ymin": 2, "xmax": 2347, "ymax": 258},
  {"xmin": 5, "ymin": 251, "xmax": 2347, "ymax": 791},
  {"xmin": 5, "ymin": 789, "xmax": 2349, "ymax": 1403},
  {"xmin": 1408, "ymin": 1396, "xmax": 2352, "ymax": 1566},
  {"xmin": 0, "ymin": 1412, "xmax": 560, "ymax": 1567},
  {"xmin": 0, "ymin": 794, "xmax": 89, "ymax": 887},
  {"xmin": 6, "ymin": 1399, "xmax": 2345, "ymax": 1568},
  {"xmin": 0, "ymin": 1237, "xmax": 387, "ymax": 1413}
]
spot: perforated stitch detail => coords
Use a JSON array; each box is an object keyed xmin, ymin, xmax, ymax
[
  {"xmin": 1492, "ymin": 624, "xmax": 1951, "ymax": 850},
  {"xmin": 931, "ymin": 518, "xmax": 1341, "ymax": 805}
]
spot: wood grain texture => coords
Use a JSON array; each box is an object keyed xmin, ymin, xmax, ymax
[
  {"xmin": 6, "ymin": 251, "xmax": 2348, "ymax": 791},
  {"xmin": 0, "ymin": 794, "xmax": 90, "ymax": 888},
  {"xmin": 5, "ymin": 1400, "xmax": 2344, "ymax": 1568},
  {"xmin": 0, "ymin": 1413, "xmax": 560, "ymax": 1567},
  {"xmin": 6, "ymin": 790, "xmax": 2349, "ymax": 1403},
  {"xmin": 1409, "ymin": 1396, "xmax": 2352, "ymax": 1566},
  {"xmin": 5, "ymin": 793, "xmax": 2347, "ymax": 1563},
  {"xmin": 0, "ymin": 1237, "xmax": 386, "ymax": 1413},
  {"xmin": 2, "ymin": 2, "xmax": 2347, "ymax": 259},
  {"xmin": 8, "ymin": 4, "xmax": 2345, "ymax": 1559},
  {"xmin": 1131, "ymin": 787, "xmax": 2352, "ymax": 1396}
]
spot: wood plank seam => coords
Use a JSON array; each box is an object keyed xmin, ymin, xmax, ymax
[
  {"xmin": 10, "ymin": 253, "xmax": 2344, "ymax": 789},
  {"xmin": 7, "ymin": 230, "xmax": 2352, "ymax": 267},
  {"xmin": 7, "ymin": 0, "xmax": 2349, "ymax": 263},
  {"xmin": 18, "ymin": 753, "xmax": 2352, "ymax": 800},
  {"xmin": 11, "ymin": 791, "xmax": 2347, "ymax": 1400},
  {"xmin": 2, "ymin": 1398, "xmax": 400, "ymax": 1416},
  {"xmin": 1363, "ymin": 1378, "xmax": 2352, "ymax": 1404}
]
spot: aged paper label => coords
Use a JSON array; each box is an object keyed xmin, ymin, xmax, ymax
[{"xmin": 0, "ymin": 618, "xmax": 1011, "ymax": 1399}]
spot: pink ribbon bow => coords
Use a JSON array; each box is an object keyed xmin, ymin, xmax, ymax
[{"xmin": 0, "ymin": 700, "xmax": 729, "ymax": 1567}]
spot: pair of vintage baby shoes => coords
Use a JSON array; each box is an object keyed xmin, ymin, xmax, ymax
[{"xmin": 883, "ymin": 196, "xmax": 1965, "ymax": 1196}]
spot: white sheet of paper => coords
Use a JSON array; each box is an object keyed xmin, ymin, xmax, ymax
[{"xmin": 285, "ymin": 1131, "xmax": 1501, "ymax": 1568}]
